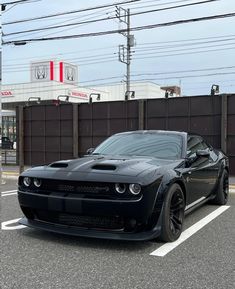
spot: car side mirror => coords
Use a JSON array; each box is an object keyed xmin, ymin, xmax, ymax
[
  {"xmin": 185, "ymin": 150, "xmax": 210, "ymax": 167},
  {"xmin": 86, "ymin": 147, "xmax": 95, "ymax": 155},
  {"xmin": 196, "ymin": 149, "xmax": 210, "ymax": 158}
]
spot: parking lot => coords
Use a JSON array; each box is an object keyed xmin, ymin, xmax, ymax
[{"xmin": 1, "ymin": 179, "xmax": 234, "ymax": 289}]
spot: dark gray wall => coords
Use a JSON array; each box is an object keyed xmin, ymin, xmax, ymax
[{"xmin": 18, "ymin": 94, "xmax": 235, "ymax": 174}]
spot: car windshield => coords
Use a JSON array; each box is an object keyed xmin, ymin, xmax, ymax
[{"xmin": 93, "ymin": 133, "xmax": 183, "ymax": 160}]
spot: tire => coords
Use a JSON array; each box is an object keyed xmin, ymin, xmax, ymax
[
  {"xmin": 211, "ymin": 170, "xmax": 229, "ymax": 205},
  {"xmin": 159, "ymin": 184, "xmax": 185, "ymax": 242}
]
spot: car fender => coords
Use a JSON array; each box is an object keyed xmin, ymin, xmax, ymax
[{"xmin": 155, "ymin": 169, "xmax": 187, "ymax": 203}]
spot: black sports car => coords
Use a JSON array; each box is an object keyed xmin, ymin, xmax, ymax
[{"xmin": 18, "ymin": 130, "xmax": 229, "ymax": 242}]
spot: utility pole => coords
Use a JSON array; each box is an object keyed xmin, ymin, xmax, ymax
[
  {"xmin": 0, "ymin": 68, "xmax": 2, "ymax": 185},
  {"xmin": 117, "ymin": 7, "xmax": 135, "ymax": 100},
  {"xmin": 126, "ymin": 9, "xmax": 131, "ymax": 97}
]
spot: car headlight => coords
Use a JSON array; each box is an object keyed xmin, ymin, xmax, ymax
[
  {"xmin": 129, "ymin": 184, "xmax": 141, "ymax": 195},
  {"xmin": 23, "ymin": 177, "xmax": 31, "ymax": 187},
  {"xmin": 115, "ymin": 183, "xmax": 126, "ymax": 194},
  {"xmin": 33, "ymin": 178, "xmax": 42, "ymax": 188}
]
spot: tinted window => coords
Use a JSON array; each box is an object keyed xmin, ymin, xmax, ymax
[
  {"xmin": 187, "ymin": 136, "xmax": 209, "ymax": 157},
  {"xmin": 93, "ymin": 133, "xmax": 183, "ymax": 160}
]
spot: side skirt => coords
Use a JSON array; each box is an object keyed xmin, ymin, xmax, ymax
[{"xmin": 184, "ymin": 194, "xmax": 215, "ymax": 216}]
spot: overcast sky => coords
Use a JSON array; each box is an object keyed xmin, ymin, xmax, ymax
[{"xmin": 2, "ymin": 0, "xmax": 235, "ymax": 96}]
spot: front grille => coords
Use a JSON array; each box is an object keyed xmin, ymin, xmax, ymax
[
  {"xmin": 35, "ymin": 210, "xmax": 125, "ymax": 230},
  {"xmin": 57, "ymin": 184, "xmax": 110, "ymax": 194},
  {"xmin": 19, "ymin": 178, "xmax": 139, "ymax": 200},
  {"xmin": 45, "ymin": 180, "xmax": 111, "ymax": 195}
]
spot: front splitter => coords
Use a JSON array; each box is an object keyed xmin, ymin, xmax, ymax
[{"xmin": 19, "ymin": 217, "xmax": 161, "ymax": 241}]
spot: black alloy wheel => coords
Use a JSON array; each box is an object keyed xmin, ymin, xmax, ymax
[
  {"xmin": 159, "ymin": 184, "xmax": 185, "ymax": 242},
  {"xmin": 211, "ymin": 170, "xmax": 229, "ymax": 205},
  {"xmin": 223, "ymin": 174, "xmax": 229, "ymax": 203}
]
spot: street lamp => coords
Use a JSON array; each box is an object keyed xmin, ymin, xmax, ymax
[
  {"xmin": 57, "ymin": 95, "xmax": 69, "ymax": 102},
  {"xmin": 125, "ymin": 90, "xmax": 135, "ymax": 101},
  {"xmin": 27, "ymin": 97, "xmax": 41, "ymax": 106},
  {"xmin": 89, "ymin": 93, "xmax": 101, "ymax": 104},
  {"xmin": 211, "ymin": 84, "xmax": 220, "ymax": 96},
  {"xmin": 51, "ymin": 95, "xmax": 69, "ymax": 106}
]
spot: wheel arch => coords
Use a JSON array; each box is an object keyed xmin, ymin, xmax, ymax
[
  {"xmin": 174, "ymin": 180, "xmax": 187, "ymax": 203},
  {"xmin": 224, "ymin": 166, "xmax": 229, "ymax": 174}
]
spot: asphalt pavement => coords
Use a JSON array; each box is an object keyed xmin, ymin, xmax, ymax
[{"xmin": 1, "ymin": 179, "xmax": 234, "ymax": 289}]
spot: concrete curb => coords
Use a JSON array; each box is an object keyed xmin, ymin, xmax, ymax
[{"xmin": 2, "ymin": 174, "xmax": 19, "ymax": 180}]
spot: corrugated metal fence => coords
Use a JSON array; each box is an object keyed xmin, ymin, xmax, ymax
[{"xmin": 17, "ymin": 94, "xmax": 235, "ymax": 174}]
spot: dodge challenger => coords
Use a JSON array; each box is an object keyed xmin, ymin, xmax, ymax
[{"xmin": 18, "ymin": 130, "xmax": 229, "ymax": 242}]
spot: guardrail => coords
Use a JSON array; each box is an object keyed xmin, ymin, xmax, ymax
[{"xmin": 1, "ymin": 149, "xmax": 17, "ymax": 165}]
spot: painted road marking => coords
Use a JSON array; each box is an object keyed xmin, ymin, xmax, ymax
[
  {"xmin": 1, "ymin": 190, "xmax": 17, "ymax": 194},
  {"xmin": 1, "ymin": 190, "xmax": 17, "ymax": 197},
  {"xmin": 2, "ymin": 192, "xmax": 17, "ymax": 197},
  {"xmin": 1, "ymin": 218, "xmax": 26, "ymax": 230},
  {"xmin": 150, "ymin": 205, "xmax": 230, "ymax": 257}
]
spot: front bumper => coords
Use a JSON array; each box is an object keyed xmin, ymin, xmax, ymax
[
  {"xmin": 18, "ymin": 187, "xmax": 162, "ymax": 240},
  {"xmin": 19, "ymin": 217, "xmax": 162, "ymax": 241}
]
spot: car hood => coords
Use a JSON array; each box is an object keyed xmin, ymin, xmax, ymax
[{"xmin": 22, "ymin": 155, "xmax": 183, "ymax": 185}]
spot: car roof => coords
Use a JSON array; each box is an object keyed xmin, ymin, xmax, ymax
[{"xmin": 115, "ymin": 130, "xmax": 187, "ymax": 137}]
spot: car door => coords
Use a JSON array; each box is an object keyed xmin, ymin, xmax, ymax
[{"xmin": 184, "ymin": 135, "xmax": 217, "ymax": 206}]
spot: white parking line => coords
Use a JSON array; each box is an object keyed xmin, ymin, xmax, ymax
[
  {"xmin": 1, "ymin": 189, "xmax": 17, "ymax": 194},
  {"xmin": 150, "ymin": 205, "xmax": 230, "ymax": 257},
  {"xmin": 2, "ymin": 192, "xmax": 17, "ymax": 197},
  {"xmin": 1, "ymin": 190, "xmax": 17, "ymax": 197},
  {"xmin": 1, "ymin": 218, "xmax": 26, "ymax": 230}
]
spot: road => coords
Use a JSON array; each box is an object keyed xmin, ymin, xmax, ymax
[{"xmin": 1, "ymin": 179, "xmax": 234, "ymax": 289}]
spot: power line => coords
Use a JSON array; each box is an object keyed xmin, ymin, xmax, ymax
[
  {"xmin": 3, "ymin": 33, "xmax": 235, "ymax": 63},
  {"xmin": 130, "ymin": 0, "xmax": 194, "ymax": 10},
  {"xmin": 131, "ymin": 65, "xmax": 235, "ymax": 77},
  {"xmin": 2, "ymin": 58, "xmax": 118, "ymax": 73},
  {"xmin": 3, "ymin": 0, "xmax": 141, "ymax": 25},
  {"xmin": 3, "ymin": 64, "xmax": 235, "ymax": 84},
  {"xmin": 3, "ymin": 44, "xmax": 117, "ymax": 63},
  {"xmin": 4, "ymin": 11, "xmax": 235, "ymax": 45},
  {"xmin": 134, "ymin": 41, "xmax": 235, "ymax": 56},
  {"xmin": 183, "ymin": 78, "xmax": 235, "ymax": 85},
  {"xmin": 131, "ymin": 71, "xmax": 235, "ymax": 81},
  {"xmin": 3, "ymin": 37, "xmax": 235, "ymax": 69},
  {"xmin": 2, "ymin": 0, "xmax": 37, "ymax": 4},
  {"xmin": 3, "ymin": 43, "xmax": 235, "ymax": 72},
  {"xmin": 3, "ymin": 52, "xmax": 117, "ymax": 68},
  {"xmin": 135, "ymin": 37, "xmax": 235, "ymax": 50},
  {"xmin": 5, "ymin": 7, "xmax": 114, "ymax": 39},
  {"xmin": 3, "ymin": 0, "xmax": 219, "ymax": 37},
  {"xmin": 133, "ymin": 46, "xmax": 235, "ymax": 59},
  {"xmin": 137, "ymin": 33, "xmax": 235, "ymax": 46}
]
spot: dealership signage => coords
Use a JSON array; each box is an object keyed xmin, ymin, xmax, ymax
[
  {"xmin": 60, "ymin": 62, "xmax": 78, "ymax": 84},
  {"xmin": 31, "ymin": 60, "xmax": 78, "ymax": 84},
  {"xmin": 68, "ymin": 90, "xmax": 88, "ymax": 100},
  {"xmin": 31, "ymin": 61, "xmax": 54, "ymax": 82},
  {"xmin": 1, "ymin": 91, "xmax": 14, "ymax": 97}
]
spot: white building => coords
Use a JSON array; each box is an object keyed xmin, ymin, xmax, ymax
[
  {"xmin": 1, "ymin": 80, "xmax": 169, "ymax": 107},
  {"xmin": 1, "ymin": 59, "xmax": 181, "ymax": 139},
  {"xmin": 2, "ymin": 59, "xmax": 180, "ymax": 109}
]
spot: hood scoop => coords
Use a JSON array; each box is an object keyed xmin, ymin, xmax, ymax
[
  {"xmin": 92, "ymin": 164, "xmax": 116, "ymax": 171},
  {"xmin": 49, "ymin": 162, "xmax": 69, "ymax": 168}
]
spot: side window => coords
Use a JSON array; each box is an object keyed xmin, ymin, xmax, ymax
[{"xmin": 187, "ymin": 136, "xmax": 205, "ymax": 157}]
